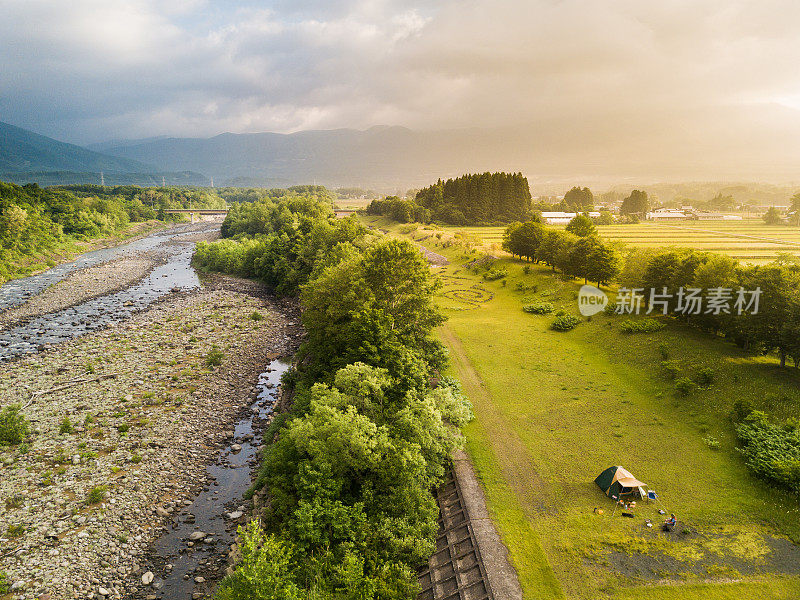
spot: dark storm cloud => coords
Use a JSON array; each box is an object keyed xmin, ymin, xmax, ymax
[{"xmin": 2, "ymin": 0, "xmax": 800, "ymax": 179}]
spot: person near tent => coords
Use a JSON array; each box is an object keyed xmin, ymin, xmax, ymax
[{"xmin": 663, "ymin": 513, "xmax": 676, "ymax": 531}]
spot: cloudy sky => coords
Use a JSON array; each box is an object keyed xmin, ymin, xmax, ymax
[{"xmin": 3, "ymin": 0, "xmax": 800, "ymax": 180}]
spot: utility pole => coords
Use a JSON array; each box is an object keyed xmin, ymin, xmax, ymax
[
  {"xmin": 210, "ymin": 176, "xmax": 214, "ymax": 188},
  {"xmin": 100, "ymin": 172, "xmax": 105, "ymax": 187},
  {"xmin": 162, "ymin": 176, "xmax": 166, "ymax": 188}
]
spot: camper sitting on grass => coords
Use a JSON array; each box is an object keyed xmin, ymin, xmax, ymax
[{"xmin": 663, "ymin": 514, "xmax": 676, "ymax": 531}]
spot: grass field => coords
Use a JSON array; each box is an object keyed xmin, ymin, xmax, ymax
[
  {"xmin": 440, "ymin": 220, "xmax": 800, "ymax": 264},
  {"xmin": 361, "ymin": 216, "xmax": 800, "ymax": 599}
]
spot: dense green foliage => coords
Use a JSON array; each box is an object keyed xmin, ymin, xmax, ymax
[
  {"xmin": 195, "ymin": 195, "xmax": 373, "ymax": 296},
  {"xmin": 0, "ymin": 181, "xmax": 224, "ymax": 282},
  {"xmin": 564, "ymin": 214, "xmax": 597, "ymax": 237},
  {"xmin": 619, "ymin": 189, "xmax": 650, "ymax": 215},
  {"xmin": 619, "ymin": 247, "xmax": 800, "ymax": 366},
  {"xmin": 502, "ymin": 221, "xmax": 621, "ymax": 286},
  {"xmin": 0, "ymin": 404, "xmax": 29, "ymax": 446},
  {"xmin": 763, "ymin": 206, "xmax": 784, "ymax": 225},
  {"xmin": 415, "ymin": 172, "xmax": 532, "ymax": 224},
  {"xmin": 736, "ymin": 411, "xmax": 800, "ymax": 493},
  {"xmin": 562, "ymin": 186, "xmax": 594, "ymax": 211},
  {"xmin": 216, "ymin": 185, "xmax": 335, "ymax": 206},
  {"xmin": 502, "ymin": 220, "xmax": 545, "ymax": 261},
  {"xmin": 367, "ymin": 172, "xmax": 532, "ymax": 225},
  {"xmin": 205, "ymin": 193, "xmax": 472, "ymax": 600},
  {"xmin": 365, "ymin": 196, "xmax": 430, "ymax": 223},
  {"xmin": 550, "ymin": 314, "xmax": 581, "ymax": 331},
  {"xmin": 523, "ymin": 302, "xmax": 554, "ymax": 314},
  {"xmin": 618, "ymin": 318, "xmax": 666, "ymax": 334}
]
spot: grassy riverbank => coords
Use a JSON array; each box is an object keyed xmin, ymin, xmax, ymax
[
  {"xmin": 364, "ymin": 216, "xmax": 800, "ymax": 599},
  {"xmin": 0, "ymin": 220, "xmax": 168, "ymax": 284}
]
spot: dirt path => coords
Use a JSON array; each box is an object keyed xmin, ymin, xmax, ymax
[{"xmin": 440, "ymin": 325, "xmax": 553, "ymax": 517}]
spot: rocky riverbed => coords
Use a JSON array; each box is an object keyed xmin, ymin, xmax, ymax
[
  {"xmin": 0, "ymin": 276, "xmax": 301, "ymax": 600},
  {"xmin": 0, "ymin": 256, "xmax": 161, "ymax": 330}
]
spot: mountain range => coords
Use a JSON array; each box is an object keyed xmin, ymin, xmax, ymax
[
  {"xmin": 93, "ymin": 126, "xmax": 525, "ymax": 190},
  {"xmin": 0, "ymin": 121, "xmax": 208, "ymax": 186},
  {"xmin": 4, "ymin": 108, "xmax": 800, "ymax": 195}
]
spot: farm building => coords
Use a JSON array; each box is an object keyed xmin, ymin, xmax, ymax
[
  {"xmin": 695, "ymin": 212, "xmax": 743, "ymax": 221},
  {"xmin": 541, "ymin": 211, "xmax": 601, "ymax": 225},
  {"xmin": 647, "ymin": 209, "xmax": 690, "ymax": 221}
]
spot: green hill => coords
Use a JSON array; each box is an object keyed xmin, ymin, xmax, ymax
[{"xmin": 0, "ymin": 120, "xmax": 153, "ymax": 173}]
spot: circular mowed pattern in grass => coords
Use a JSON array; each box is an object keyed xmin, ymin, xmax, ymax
[{"xmin": 438, "ymin": 274, "xmax": 494, "ymax": 308}]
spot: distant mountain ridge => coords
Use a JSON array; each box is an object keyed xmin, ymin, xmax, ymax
[
  {"xmin": 98, "ymin": 126, "xmax": 528, "ymax": 189},
  {"xmin": 0, "ymin": 120, "xmax": 153, "ymax": 173},
  {"xmin": 0, "ymin": 121, "xmax": 209, "ymax": 187}
]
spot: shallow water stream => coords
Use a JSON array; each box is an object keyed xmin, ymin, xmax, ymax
[
  {"xmin": 146, "ymin": 359, "xmax": 289, "ymax": 598},
  {"xmin": 0, "ymin": 225, "xmax": 215, "ymax": 361}
]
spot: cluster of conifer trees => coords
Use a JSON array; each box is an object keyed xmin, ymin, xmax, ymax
[{"xmin": 367, "ymin": 172, "xmax": 532, "ymax": 225}]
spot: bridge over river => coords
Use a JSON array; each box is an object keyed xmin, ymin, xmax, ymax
[{"xmin": 163, "ymin": 208, "xmax": 229, "ymax": 223}]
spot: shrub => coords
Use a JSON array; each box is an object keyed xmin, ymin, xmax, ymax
[
  {"xmin": 550, "ymin": 315, "xmax": 581, "ymax": 331},
  {"xmin": 731, "ymin": 398, "xmax": 754, "ymax": 423},
  {"xmin": 0, "ymin": 571, "xmax": 9, "ymax": 594},
  {"xmin": 7, "ymin": 524, "xmax": 25, "ymax": 538},
  {"xmin": 215, "ymin": 521, "xmax": 302, "ymax": 600},
  {"xmin": 5, "ymin": 495, "xmax": 24, "ymax": 510},
  {"xmin": 658, "ymin": 344, "xmax": 670, "ymax": 360},
  {"xmin": 86, "ymin": 485, "xmax": 108, "ymax": 505},
  {"xmin": 59, "ymin": 417, "xmax": 74, "ymax": 435},
  {"xmin": 523, "ymin": 302, "xmax": 554, "ymax": 315},
  {"xmin": 675, "ymin": 377, "xmax": 696, "ymax": 396},
  {"xmin": 522, "ymin": 265, "xmax": 531, "ymax": 275},
  {"xmin": 703, "ymin": 435, "xmax": 720, "ymax": 450},
  {"xmin": 250, "ymin": 311, "xmax": 264, "ymax": 321},
  {"xmin": 205, "ymin": 345, "xmax": 224, "ymax": 368},
  {"xmin": 514, "ymin": 282, "xmax": 537, "ymax": 292},
  {"xmin": 619, "ymin": 319, "xmax": 665, "ymax": 334},
  {"xmin": 0, "ymin": 405, "xmax": 29, "ymax": 445},
  {"xmin": 661, "ymin": 360, "xmax": 680, "ymax": 380},
  {"xmin": 482, "ymin": 268, "xmax": 508, "ymax": 281},
  {"xmin": 695, "ymin": 367, "xmax": 715, "ymax": 388},
  {"xmin": 117, "ymin": 423, "xmax": 130, "ymax": 435},
  {"xmin": 736, "ymin": 411, "xmax": 800, "ymax": 493}
]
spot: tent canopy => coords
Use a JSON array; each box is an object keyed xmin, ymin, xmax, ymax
[{"xmin": 595, "ymin": 466, "xmax": 646, "ymax": 498}]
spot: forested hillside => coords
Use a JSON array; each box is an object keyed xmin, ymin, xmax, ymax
[
  {"xmin": 0, "ymin": 121, "xmax": 150, "ymax": 174},
  {"xmin": 0, "ymin": 182, "xmax": 224, "ymax": 282}
]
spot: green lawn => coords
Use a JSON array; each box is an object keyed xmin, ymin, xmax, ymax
[{"xmin": 363, "ymin": 216, "xmax": 800, "ymax": 599}]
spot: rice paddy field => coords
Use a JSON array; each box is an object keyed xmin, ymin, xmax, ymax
[{"xmin": 448, "ymin": 220, "xmax": 800, "ymax": 264}]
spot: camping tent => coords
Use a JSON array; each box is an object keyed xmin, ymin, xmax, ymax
[{"xmin": 595, "ymin": 466, "xmax": 646, "ymax": 499}]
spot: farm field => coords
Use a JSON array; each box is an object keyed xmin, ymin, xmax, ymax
[
  {"xmin": 360, "ymin": 216, "xmax": 800, "ymax": 599},
  {"xmin": 442, "ymin": 220, "xmax": 800, "ymax": 264}
]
